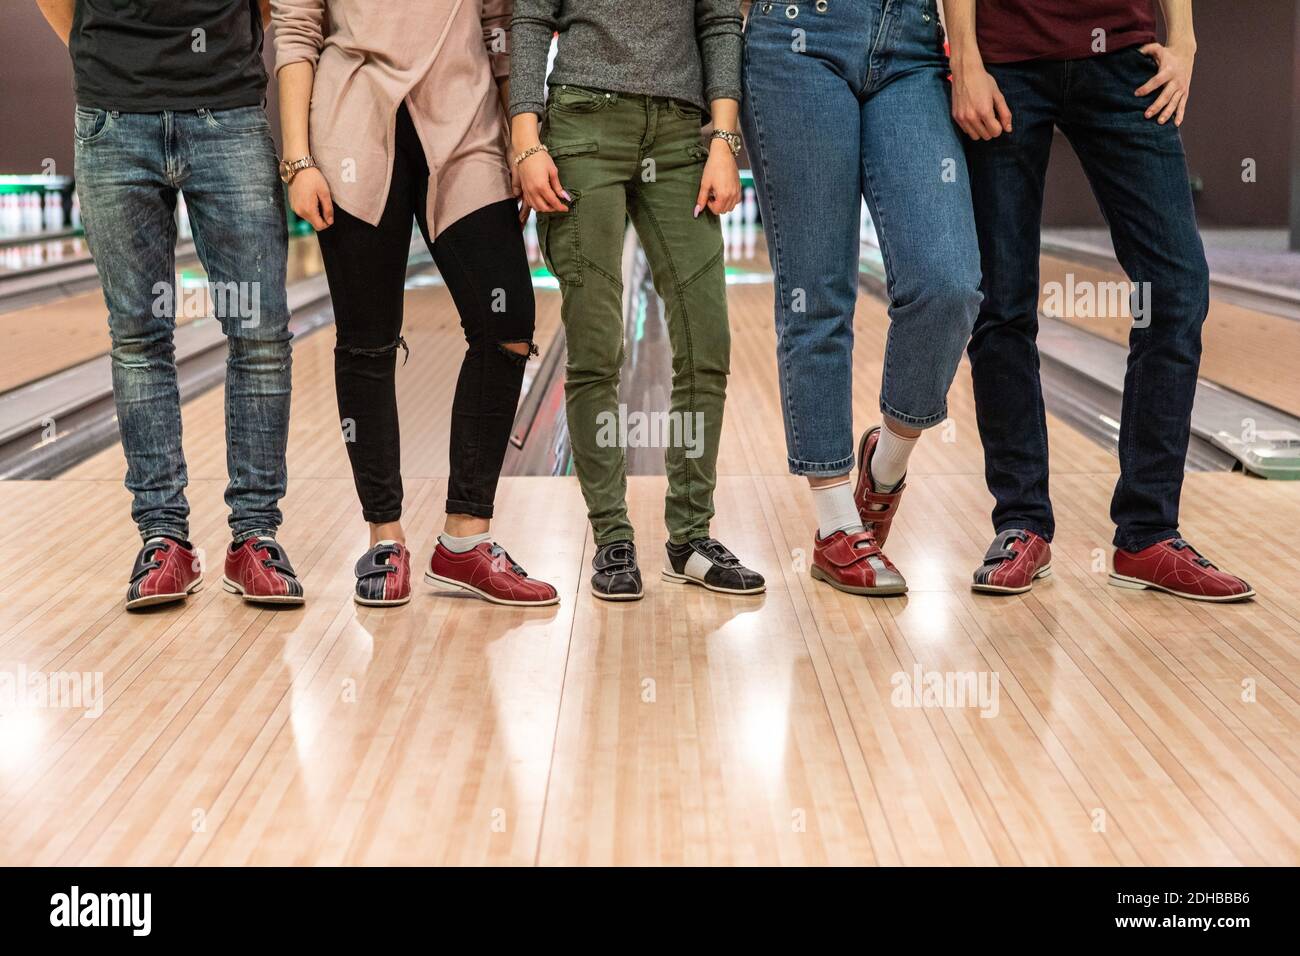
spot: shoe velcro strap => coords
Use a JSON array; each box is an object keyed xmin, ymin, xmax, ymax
[
  {"xmin": 821, "ymin": 531, "xmax": 883, "ymax": 569},
  {"xmin": 982, "ymin": 530, "xmax": 1028, "ymax": 565},
  {"xmin": 859, "ymin": 485, "xmax": 904, "ymax": 519},
  {"xmin": 355, "ymin": 544, "xmax": 400, "ymax": 579},
  {"xmin": 594, "ymin": 542, "xmax": 636, "ymax": 572}
]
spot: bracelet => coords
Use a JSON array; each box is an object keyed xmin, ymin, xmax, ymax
[
  {"xmin": 513, "ymin": 144, "xmax": 549, "ymax": 167},
  {"xmin": 711, "ymin": 129, "xmax": 742, "ymax": 157}
]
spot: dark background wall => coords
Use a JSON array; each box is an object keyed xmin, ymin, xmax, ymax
[
  {"xmin": 2, "ymin": 0, "xmax": 1295, "ymax": 228},
  {"xmin": 1043, "ymin": 0, "xmax": 1297, "ymax": 227},
  {"xmin": 0, "ymin": 2, "xmax": 284, "ymax": 180}
]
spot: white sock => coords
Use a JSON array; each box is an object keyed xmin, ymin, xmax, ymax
[
  {"xmin": 870, "ymin": 424, "xmax": 917, "ymax": 492},
  {"xmin": 812, "ymin": 480, "xmax": 865, "ymax": 538},
  {"xmin": 438, "ymin": 531, "xmax": 491, "ymax": 554}
]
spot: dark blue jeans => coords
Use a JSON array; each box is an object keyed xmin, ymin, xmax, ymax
[
  {"xmin": 963, "ymin": 46, "xmax": 1209, "ymax": 552},
  {"xmin": 74, "ymin": 106, "xmax": 293, "ymax": 543}
]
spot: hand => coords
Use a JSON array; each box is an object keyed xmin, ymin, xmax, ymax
[
  {"xmin": 695, "ymin": 140, "xmax": 741, "ymax": 218},
  {"xmin": 952, "ymin": 63, "xmax": 1013, "ymax": 140},
  {"xmin": 518, "ymin": 149, "xmax": 570, "ymax": 214},
  {"xmin": 289, "ymin": 166, "xmax": 334, "ymax": 230},
  {"xmin": 1136, "ymin": 42, "xmax": 1195, "ymax": 126},
  {"xmin": 511, "ymin": 162, "xmax": 532, "ymax": 226}
]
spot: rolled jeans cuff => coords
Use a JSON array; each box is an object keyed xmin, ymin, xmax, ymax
[
  {"xmin": 879, "ymin": 398, "xmax": 949, "ymax": 430},
  {"xmin": 446, "ymin": 498, "xmax": 494, "ymax": 520},
  {"xmin": 140, "ymin": 526, "xmax": 190, "ymax": 544},
  {"xmin": 787, "ymin": 454, "xmax": 855, "ymax": 478}
]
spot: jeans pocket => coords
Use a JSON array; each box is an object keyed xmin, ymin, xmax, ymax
[
  {"xmin": 202, "ymin": 106, "xmax": 272, "ymax": 134},
  {"xmin": 667, "ymin": 99, "xmax": 704, "ymax": 123},
  {"xmin": 73, "ymin": 107, "xmax": 112, "ymax": 144},
  {"xmin": 548, "ymin": 85, "xmax": 615, "ymax": 114},
  {"xmin": 537, "ymin": 188, "xmax": 584, "ymax": 287}
]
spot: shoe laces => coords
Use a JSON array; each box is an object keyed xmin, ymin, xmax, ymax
[
  {"xmin": 1169, "ymin": 538, "xmax": 1214, "ymax": 569},
  {"xmin": 695, "ymin": 537, "xmax": 740, "ymax": 567},
  {"xmin": 489, "ymin": 544, "xmax": 527, "ymax": 577}
]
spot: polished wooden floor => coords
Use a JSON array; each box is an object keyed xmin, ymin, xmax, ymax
[{"xmin": 1, "ymin": 237, "xmax": 1298, "ymax": 865}]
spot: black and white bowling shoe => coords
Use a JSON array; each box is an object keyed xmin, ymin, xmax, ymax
[
  {"xmin": 663, "ymin": 538, "xmax": 766, "ymax": 595},
  {"xmin": 592, "ymin": 540, "xmax": 644, "ymax": 602}
]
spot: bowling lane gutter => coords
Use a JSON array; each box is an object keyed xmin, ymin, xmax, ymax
[
  {"xmin": 0, "ymin": 239, "xmax": 434, "ymax": 481},
  {"xmin": 858, "ymin": 245, "xmax": 1299, "ymax": 480}
]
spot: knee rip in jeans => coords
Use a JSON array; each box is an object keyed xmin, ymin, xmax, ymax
[
  {"xmin": 338, "ymin": 337, "xmax": 410, "ymax": 365},
  {"xmin": 497, "ymin": 340, "xmax": 539, "ymax": 368}
]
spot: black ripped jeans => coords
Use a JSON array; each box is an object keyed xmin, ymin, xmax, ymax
[{"xmin": 317, "ymin": 105, "xmax": 536, "ymax": 524}]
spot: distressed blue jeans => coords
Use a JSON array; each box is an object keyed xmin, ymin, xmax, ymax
[
  {"xmin": 741, "ymin": 0, "xmax": 982, "ymax": 475},
  {"xmin": 75, "ymin": 106, "xmax": 292, "ymax": 542}
]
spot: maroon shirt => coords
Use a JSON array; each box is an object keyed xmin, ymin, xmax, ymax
[{"xmin": 976, "ymin": 1, "xmax": 1158, "ymax": 64}]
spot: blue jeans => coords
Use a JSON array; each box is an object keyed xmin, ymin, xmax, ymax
[
  {"xmin": 74, "ymin": 106, "xmax": 292, "ymax": 543},
  {"xmin": 963, "ymin": 47, "xmax": 1209, "ymax": 552},
  {"xmin": 740, "ymin": 0, "xmax": 982, "ymax": 475}
]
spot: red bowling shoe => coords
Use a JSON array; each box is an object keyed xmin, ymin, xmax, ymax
[
  {"xmin": 425, "ymin": 541, "xmax": 559, "ymax": 606},
  {"xmin": 971, "ymin": 529, "xmax": 1052, "ymax": 595},
  {"xmin": 354, "ymin": 542, "xmax": 412, "ymax": 607},
  {"xmin": 1110, "ymin": 537, "xmax": 1254, "ymax": 602},
  {"xmin": 854, "ymin": 425, "xmax": 907, "ymax": 546},
  {"xmin": 810, "ymin": 528, "xmax": 907, "ymax": 596},
  {"xmin": 125, "ymin": 537, "xmax": 203, "ymax": 611},
  {"xmin": 222, "ymin": 537, "xmax": 306, "ymax": 605}
]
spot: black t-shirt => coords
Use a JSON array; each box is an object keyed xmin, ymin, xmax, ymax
[{"xmin": 71, "ymin": 0, "xmax": 268, "ymax": 111}]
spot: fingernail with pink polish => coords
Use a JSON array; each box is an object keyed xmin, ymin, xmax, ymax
[
  {"xmin": 694, "ymin": 204, "xmax": 703, "ymax": 219},
  {"xmin": 562, "ymin": 191, "xmax": 572, "ymax": 201}
]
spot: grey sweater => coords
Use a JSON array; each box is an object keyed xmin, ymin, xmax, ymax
[{"xmin": 509, "ymin": 0, "xmax": 744, "ymax": 119}]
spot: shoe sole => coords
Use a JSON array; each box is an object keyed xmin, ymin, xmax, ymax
[
  {"xmin": 125, "ymin": 578, "xmax": 203, "ymax": 611},
  {"xmin": 425, "ymin": 571, "xmax": 560, "ymax": 607},
  {"xmin": 589, "ymin": 584, "xmax": 644, "ymax": 602},
  {"xmin": 354, "ymin": 593, "xmax": 412, "ymax": 607},
  {"xmin": 661, "ymin": 570, "xmax": 766, "ymax": 595},
  {"xmin": 221, "ymin": 576, "xmax": 306, "ymax": 605},
  {"xmin": 971, "ymin": 565, "xmax": 1053, "ymax": 595},
  {"xmin": 810, "ymin": 565, "xmax": 908, "ymax": 596},
  {"xmin": 1108, "ymin": 572, "xmax": 1256, "ymax": 603}
]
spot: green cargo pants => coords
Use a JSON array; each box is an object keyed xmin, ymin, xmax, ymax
[{"xmin": 537, "ymin": 85, "xmax": 730, "ymax": 546}]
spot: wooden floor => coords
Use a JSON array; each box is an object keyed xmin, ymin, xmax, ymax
[{"xmin": 1, "ymin": 242, "xmax": 1298, "ymax": 865}]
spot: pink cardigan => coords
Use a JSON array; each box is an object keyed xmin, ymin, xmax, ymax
[{"xmin": 272, "ymin": 0, "xmax": 515, "ymax": 238}]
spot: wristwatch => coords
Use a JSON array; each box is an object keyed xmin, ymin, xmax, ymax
[
  {"xmin": 711, "ymin": 129, "xmax": 742, "ymax": 157},
  {"xmin": 279, "ymin": 155, "xmax": 317, "ymax": 184}
]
